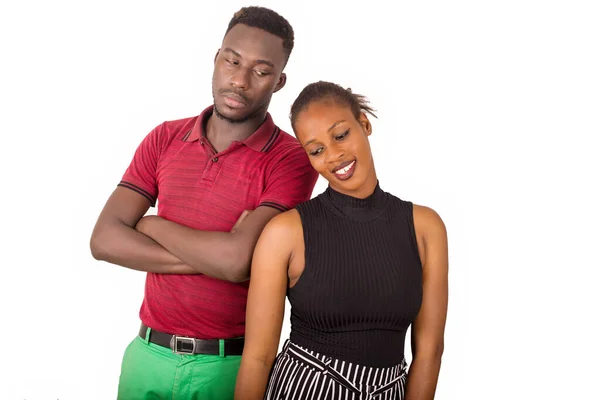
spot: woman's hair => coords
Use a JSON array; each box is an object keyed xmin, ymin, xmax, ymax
[{"xmin": 290, "ymin": 81, "xmax": 377, "ymax": 132}]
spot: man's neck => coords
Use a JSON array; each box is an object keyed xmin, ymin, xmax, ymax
[{"xmin": 205, "ymin": 112, "xmax": 266, "ymax": 153}]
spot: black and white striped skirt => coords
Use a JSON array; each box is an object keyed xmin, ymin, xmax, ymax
[{"xmin": 264, "ymin": 340, "xmax": 408, "ymax": 400}]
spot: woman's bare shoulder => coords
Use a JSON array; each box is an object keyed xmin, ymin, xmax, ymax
[
  {"xmin": 259, "ymin": 209, "xmax": 303, "ymax": 244},
  {"xmin": 412, "ymin": 204, "xmax": 446, "ymax": 235}
]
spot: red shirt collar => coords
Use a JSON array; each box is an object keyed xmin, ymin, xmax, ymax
[{"xmin": 183, "ymin": 105, "xmax": 278, "ymax": 153}]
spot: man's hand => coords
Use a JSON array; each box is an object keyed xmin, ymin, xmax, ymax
[
  {"xmin": 132, "ymin": 207, "xmax": 275, "ymax": 281},
  {"xmin": 135, "ymin": 210, "xmax": 252, "ymax": 236},
  {"xmin": 135, "ymin": 215, "xmax": 159, "ymax": 236},
  {"xmin": 231, "ymin": 210, "xmax": 252, "ymax": 233}
]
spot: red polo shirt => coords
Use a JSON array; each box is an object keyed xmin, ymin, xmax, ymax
[{"xmin": 119, "ymin": 106, "xmax": 318, "ymax": 339}]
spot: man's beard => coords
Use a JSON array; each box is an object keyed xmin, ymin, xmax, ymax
[
  {"xmin": 213, "ymin": 102, "xmax": 260, "ymax": 124},
  {"xmin": 212, "ymin": 84, "xmax": 269, "ymax": 124}
]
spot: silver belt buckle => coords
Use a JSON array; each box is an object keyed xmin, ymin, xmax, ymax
[{"xmin": 170, "ymin": 335, "xmax": 196, "ymax": 354}]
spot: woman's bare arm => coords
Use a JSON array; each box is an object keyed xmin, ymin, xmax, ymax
[
  {"xmin": 405, "ymin": 205, "xmax": 449, "ymax": 400},
  {"xmin": 234, "ymin": 210, "xmax": 300, "ymax": 400}
]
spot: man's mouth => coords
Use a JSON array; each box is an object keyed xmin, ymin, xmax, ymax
[{"xmin": 222, "ymin": 92, "xmax": 248, "ymax": 108}]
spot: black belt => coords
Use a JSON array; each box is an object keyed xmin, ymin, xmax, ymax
[{"xmin": 138, "ymin": 324, "xmax": 244, "ymax": 356}]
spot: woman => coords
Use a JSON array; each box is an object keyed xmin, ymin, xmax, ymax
[{"xmin": 235, "ymin": 81, "xmax": 448, "ymax": 400}]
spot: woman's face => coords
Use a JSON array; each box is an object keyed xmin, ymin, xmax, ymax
[{"xmin": 294, "ymin": 100, "xmax": 377, "ymax": 198}]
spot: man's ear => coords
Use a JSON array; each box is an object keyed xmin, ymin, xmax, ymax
[{"xmin": 273, "ymin": 73, "xmax": 287, "ymax": 93}]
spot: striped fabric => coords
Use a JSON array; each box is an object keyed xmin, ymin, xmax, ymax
[{"xmin": 265, "ymin": 340, "xmax": 407, "ymax": 400}]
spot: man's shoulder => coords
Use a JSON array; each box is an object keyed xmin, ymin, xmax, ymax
[
  {"xmin": 267, "ymin": 126, "xmax": 306, "ymax": 158},
  {"xmin": 273, "ymin": 127, "xmax": 299, "ymax": 144},
  {"xmin": 155, "ymin": 115, "xmax": 198, "ymax": 140}
]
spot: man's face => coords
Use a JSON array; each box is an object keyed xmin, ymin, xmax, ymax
[{"xmin": 212, "ymin": 24, "xmax": 287, "ymax": 123}]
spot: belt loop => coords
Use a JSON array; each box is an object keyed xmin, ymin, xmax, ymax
[
  {"xmin": 282, "ymin": 339, "xmax": 291, "ymax": 353},
  {"xmin": 219, "ymin": 339, "xmax": 225, "ymax": 358},
  {"xmin": 144, "ymin": 327, "xmax": 151, "ymax": 344}
]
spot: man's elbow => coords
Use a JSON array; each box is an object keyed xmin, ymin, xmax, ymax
[
  {"xmin": 222, "ymin": 246, "xmax": 252, "ymax": 283},
  {"xmin": 90, "ymin": 228, "xmax": 112, "ymax": 261},
  {"xmin": 225, "ymin": 258, "xmax": 251, "ymax": 283},
  {"xmin": 90, "ymin": 234, "xmax": 106, "ymax": 261}
]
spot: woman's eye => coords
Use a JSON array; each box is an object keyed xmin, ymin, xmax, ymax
[
  {"xmin": 335, "ymin": 129, "xmax": 350, "ymax": 140},
  {"xmin": 309, "ymin": 148, "xmax": 323, "ymax": 156}
]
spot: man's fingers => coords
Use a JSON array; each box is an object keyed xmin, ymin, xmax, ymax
[{"xmin": 231, "ymin": 210, "xmax": 252, "ymax": 232}]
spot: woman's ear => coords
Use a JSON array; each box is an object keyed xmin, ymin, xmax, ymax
[{"xmin": 359, "ymin": 112, "xmax": 372, "ymax": 136}]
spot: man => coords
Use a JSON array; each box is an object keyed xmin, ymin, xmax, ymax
[{"xmin": 90, "ymin": 6, "xmax": 318, "ymax": 399}]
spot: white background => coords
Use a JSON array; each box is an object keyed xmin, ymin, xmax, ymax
[{"xmin": 1, "ymin": 0, "xmax": 598, "ymax": 399}]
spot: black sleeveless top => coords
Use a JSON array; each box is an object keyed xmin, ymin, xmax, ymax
[{"xmin": 288, "ymin": 183, "xmax": 423, "ymax": 367}]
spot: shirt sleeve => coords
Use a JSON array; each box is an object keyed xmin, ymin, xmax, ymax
[
  {"xmin": 258, "ymin": 145, "xmax": 319, "ymax": 212},
  {"xmin": 118, "ymin": 124, "xmax": 164, "ymax": 206}
]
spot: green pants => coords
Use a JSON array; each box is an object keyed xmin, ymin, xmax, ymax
[{"xmin": 117, "ymin": 332, "xmax": 241, "ymax": 400}]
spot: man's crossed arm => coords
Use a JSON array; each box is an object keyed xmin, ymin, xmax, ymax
[{"xmin": 90, "ymin": 187, "xmax": 278, "ymax": 281}]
